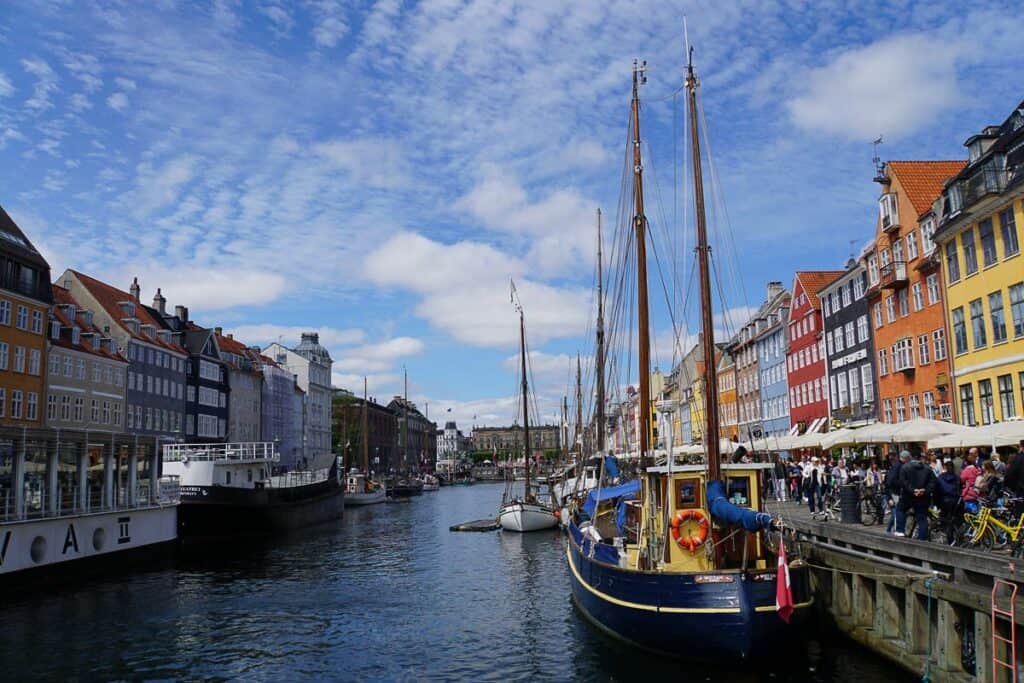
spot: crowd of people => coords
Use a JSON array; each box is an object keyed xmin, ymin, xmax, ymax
[{"xmin": 769, "ymin": 438, "xmax": 1024, "ymax": 543}]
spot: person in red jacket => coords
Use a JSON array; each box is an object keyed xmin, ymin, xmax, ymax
[{"xmin": 960, "ymin": 448, "xmax": 980, "ymax": 502}]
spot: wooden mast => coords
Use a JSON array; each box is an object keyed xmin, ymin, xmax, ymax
[
  {"xmin": 685, "ymin": 49, "xmax": 721, "ymax": 483},
  {"xmin": 562, "ymin": 395, "xmax": 569, "ymax": 463},
  {"xmin": 631, "ymin": 59, "xmax": 652, "ymax": 467},
  {"xmin": 518, "ymin": 305, "xmax": 532, "ymax": 502},
  {"xmin": 362, "ymin": 376, "xmax": 369, "ymax": 474},
  {"xmin": 595, "ymin": 207, "xmax": 606, "ymax": 454},
  {"xmin": 575, "ymin": 354, "xmax": 583, "ymax": 458}
]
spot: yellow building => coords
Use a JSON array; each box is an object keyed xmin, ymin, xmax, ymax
[{"xmin": 933, "ymin": 104, "xmax": 1024, "ymax": 424}]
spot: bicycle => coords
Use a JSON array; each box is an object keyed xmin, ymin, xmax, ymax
[
  {"xmin": 858, "ymin": 485, "xmax": 887, "ymax": 526},
  {"xmin": 811, "ymin": 485, "xmax": 841, "ymax": 521},
  {"xmin": 956, "ymin": 497, "xmax": 1024, "ymax": 551},
  {"xmin": 904, "ymin": 505, "xmax": 945, "ymax": 542}
]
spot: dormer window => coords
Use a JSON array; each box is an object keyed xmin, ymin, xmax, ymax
[
  {"xmin": 81, "ymin": 310, "xmax": 93, "ymax": 327},
  {"xmin": 141, "ymin": 324, "xmax": 156, "ymax": 339},
  {"xmin": 50, "ymin": 320, "xmax": 61, "ymax": 339},
  {"xmin": 71, "ymin": 327, "xmax": 81, "ymax": 345},
  {"xmin": 119, "ymin": 301, "xmax": 136, "ymax": 317},
  {"xmin": 880, "ymin": 193, "xmax": 899, "ymax": 231}
]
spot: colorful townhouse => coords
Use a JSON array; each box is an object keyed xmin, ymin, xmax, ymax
[
  {"xmin": 733, "ymin": 281, "xmax": 789, "ymax": 441},
  {"xmin": 933, "ymin": 102, "xmax": 1024, "ymax": 424},
  {"xmin": 0, "ymin": 207, "xmax": 52, "ymax": 429},
  {"xmin": 755, "ymin": 287, "xmax": 792, "ymax": 439},
  {"xmin": 717, "ymin": 350, "xmax": 738, "ymax": 441},
  {"xmin": 864, "ymin": 160, "xmax": 966, "ymax": 423},
  {"xmin": 786, "ymin": 271, "xmax": 843, "ymax": 435},
  {"xmin": 819, "ymin": 262, "xmax": 877, "ymax": 428}
]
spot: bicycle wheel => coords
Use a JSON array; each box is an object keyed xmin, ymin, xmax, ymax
[{"xmin": 959, "ymin": 524, "xmax": 995, "ymax": 550}]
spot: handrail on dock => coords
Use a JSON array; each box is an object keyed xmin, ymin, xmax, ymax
[{"xmin": 162, "ymin": 442, "xmax": 281, "ymax": 463}]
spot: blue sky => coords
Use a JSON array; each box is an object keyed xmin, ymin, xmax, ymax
[{"xmin": 2, "ymin": 1, "xmax": 1022, "ymax": 429}]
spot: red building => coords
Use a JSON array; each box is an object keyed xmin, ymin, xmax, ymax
[{"xmin": 786, "ymin": 271, "xmax": 844, "ymax": 434}]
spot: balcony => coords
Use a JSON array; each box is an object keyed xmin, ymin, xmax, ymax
[{"xmin": 879, "ymin": 260, "xmax": 908, "ymax": 289}]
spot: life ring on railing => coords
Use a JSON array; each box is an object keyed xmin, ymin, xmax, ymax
[{"xmin": 670, "ymin": 509, "xmax": 710, "ymax": 553}]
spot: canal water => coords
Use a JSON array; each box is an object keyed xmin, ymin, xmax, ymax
[{"xmin": 0, "ymin": 483, "xmax": 912, "ymax": 681}]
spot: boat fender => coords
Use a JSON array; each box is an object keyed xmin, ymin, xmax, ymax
[{"xmin": 670, "ymin": 509, "xmax": 709, "ymax": 553}]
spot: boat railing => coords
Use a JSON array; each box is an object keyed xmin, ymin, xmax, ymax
[
  {"xmin": 162, "ymin": 442, "xmax": 281, "ymax": 463},
  {"xmin": 268, "ymin": 467, "xmax": 331, "ymax": 489},
  {"xmin": 0, "ymin": 476, "xmax": 181, "ymax": 524}
]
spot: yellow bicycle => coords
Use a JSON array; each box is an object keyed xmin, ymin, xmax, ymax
[{"xmin": 957, "ymin": 503, "xmax": 1024, "ymax": 553}]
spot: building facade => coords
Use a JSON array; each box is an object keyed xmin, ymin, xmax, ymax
[
  {"xmin": 820, "ymin": 263, "xmax": 877, "ymax": 427},
  {"xmin": 256, "ymin": 353, "xmax": 303, "ymax": 469},
  {"xmin": 755, "ymin": 290, "xmax": 791, "ymax": 439},
  {"xmin": 215, "ymin": 330, "xmax": 262, "ymax": 442},
  {"xmin": 787, "ymin": 271, "xmax": 843, "ymax": 434},
  {"xmin": 866, "ymin": 161, "xmax": 965, "ymax": 424},
  {"xmin": 733, "ymin": 281, "xmax": 789, "ymax": 441},
  {"xmin": 266, "ymin": 333, "xmax": 333, "ymax": 467},
  {"xmin": 0, "ymin": 207, "xmax": 53, "ymax": 428},
  {"xmin": 61, "ymin": 271, "xmax": 188, "ymax": 442},
  {"xmin": 46, "ymin": 285, "xmax": 127, "ymax": 433},
  {"xmin": 388, "ymin": 397, "xmax": 437, "ymax": 471},
  {"xmin": 332, "ymin": 390, "xmax": 399, "ymax": 474},
  {"xmin": 933, "ymin": 105, "xmax": 1024, "ymax": 425},
  {"xmin": 471, "ymin": 424, "xmax": 561, "ymax": 459},
  {"xmin": 717, "ymin": 350, "xmax": 738, "ymax": 441}
]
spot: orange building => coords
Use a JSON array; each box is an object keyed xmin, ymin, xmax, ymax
[
  {"xmin": 0, "ymin": 207, "xmax": 53, "ymax": 427},
  {"xmin": 717, "ymin": 350, "xmax": 738, "ymax": 441},
  {"xmin": 864, "ymin": 160, "xmax": 966, "ymax": 423}
]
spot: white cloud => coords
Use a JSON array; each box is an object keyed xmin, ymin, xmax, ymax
[
  {"xmin": 364, "ymin": 231, "xmax": 590, "ymax": 347},
  {"xmin": 126, "ymin": 266, "xmax": 289, "ymax": 311},
  {"xmin": 333, "ymin": 336, "xmax": 425, "ymax": 372},
  {"xmin": 0, "ymin": 72, "xmax": 13, "ymax": 98},
  {"xmin": 106, "ymin": 92, "xmax": 129, "ymax": 111},
  {"xmin": 789, "ymin": 33, "xmax": 961, "ymax": 140},
  {"xmin": 69, "ymin": 93, "xmax": 91, "ymax": 111},
  {"xmin": 21, "ymin": 57, "xmax": 58, "ymax": 112},
  {"xmin": 313, "ymin": 137, "xmax": 411, "ymax": 188},
  {"xmin": 229, "ymin": 324, "xmax": 365, "ymax": 348},
  {"xmin": 260, "ymin": 3, "xmax": 294, "ymax": 33},
  {"xmin": 114, "ymin": 77, "xmax": 137, "ymax": 91},
  {"xmin": 125, "ymin": 154, "xmax": 200, "ymax": 216},
  {"xmin": 310, "ymin": 1, "xmax": 348, "ymax": 47}
]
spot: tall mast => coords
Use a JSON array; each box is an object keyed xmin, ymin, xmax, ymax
[
  {"xmin": 596, "ymin": 207, "xmax": 606, "ymax": 454},
  {"xmin": 686, "ymin": 49, "xmax": 721, "ymax": 482},
  {"xmin": 519, "ymin": 308, "xmax": 531, "ymax": 501},
  {"xmin": 575, "ymin": 354, "xmax": 583, "ymax": 458},
  {"xmin": 362, "ymin": 376, "xmax": 369, "ymax": 473},
  {"xmin": 562, "ymin": 396, "xmax": 569, "ymax": 462},
  {"xmin": 631, "ymin": 59, "xmax": 652, "ymax": 465},
  {"xmin": 402, "ymin": 365, "xmax": 408, "ymax": 473}
]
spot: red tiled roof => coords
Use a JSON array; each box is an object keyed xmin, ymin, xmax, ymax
[
  {"xmin": 215, "ymin": 332, "xmax": 249, "ymax": 356},
  {"xmin": 51, "ymin": 285, "xmax": 127, "ymax": 362},
  {"xmin": 67, "ymin": 270, "xmax": 187, "ymax": 354},
  {"xmin": 888, "ymin": 160, "xmax": 967, "ymax": 218},
  {"xmin": 795, "ymin": 271, "xmax": 845, "ymax": 310}
]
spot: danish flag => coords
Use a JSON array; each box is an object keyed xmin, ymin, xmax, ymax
[{"xmin": 776, "ymin": 534, "xmax": 794, "ymax": 623}]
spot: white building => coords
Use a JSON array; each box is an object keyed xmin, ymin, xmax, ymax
[{"xmin": 264, "ymin": 333, "xmax": 333, "ymax": 468}]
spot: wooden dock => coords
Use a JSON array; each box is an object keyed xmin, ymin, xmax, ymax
[{"xmin": 777, "ymin": 501, "xmax": 1022, "ymax": 682}]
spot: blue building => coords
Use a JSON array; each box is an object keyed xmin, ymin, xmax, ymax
[{"xmin": 755, "ymin": 298, "xmax": 791, "ymax": 439}]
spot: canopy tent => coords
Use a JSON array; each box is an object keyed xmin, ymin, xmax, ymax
[
  {"xmin": 929, "ymin": 420, "xmax": 1024, "ymax": 450},
  {"xmin": 818, "ymin": 427, "xmax": 860, "ymax": 449}
]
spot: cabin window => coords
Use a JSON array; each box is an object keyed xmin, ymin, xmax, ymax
[
  {"xmin": 226, "ymin": 470, "xmax": 232, "ymax": 485},
  {"xmin": 675, "ymin": 478, "xmax": 701, "ymax": 509},
  {"xmin": 726, "ymin": 477, "xmax": 751, "ymax": 507}
]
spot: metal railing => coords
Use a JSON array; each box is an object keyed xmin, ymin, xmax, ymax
[
  {"xmin": 0, "ymin": 476, "xmax": 180, "ymax": 523},
  {"xmin": 268, "ymin": 467, "xmax": 331, "ymax": 489},
  {"xmin": 879, "ymin": 260, "xmax": 907, "ymax": 287},
  {"xmin": 162, "ymin": 442, "xmax": 281, "ymax": 463}
]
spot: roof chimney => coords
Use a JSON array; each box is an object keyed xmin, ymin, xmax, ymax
[
  {"xmin": 153, "ymin": 288, "xmax": 166, "ymax": 314},
  {"xmin": 129, "ymin": 277, "xmax": 140, "ymax": 302},
  {"xmin": 214, "ymin": 326, "xmax": 223, "ymax": 336},
  {"xmin": 175, "ymin": 305, "xmax": 188, "ymax": 323},
  {"xmin": 767, "ymin": 281, "xmax": 784, "ymax": 300}
]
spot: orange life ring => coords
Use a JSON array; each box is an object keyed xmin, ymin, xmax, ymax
[{"xmin": 670, "ymin": 509, "xmax": 710, "ymax": 553}]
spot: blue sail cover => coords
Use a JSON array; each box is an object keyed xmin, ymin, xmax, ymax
[
  {"xmin": 603, "ymin": 455, "xmax": 621, "ymax": 481},
  {"xmin": 582, "ymin": 480, "xmax": 641, "ymax": 518},
  {"xmin": 706, "ymin": 480, "xmax": 772, "ymax": 531}
]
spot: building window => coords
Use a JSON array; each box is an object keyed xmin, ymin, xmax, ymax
[
  {"xmin": 878, "ymin": 348, "xmax": 889, "ymax": 376},
  {"xmin": 880, "ymin": 192, "xmax": 899, "ymax": 229},
  {"xmin": 861, "ymin": 365, "xmax": 874, "ymax": 402},
  {"xmin": 823, "ymin": 295, "xmax": 830, "ymax": 317},
  {"xmin": 28, "ymin": 349, "xmax": 39, "ymax": 375},
  {"xmin": 960, "ymin": 384, "xmax": 976, "ymax": 426},
  {"xmin": 867, "ymin": 254, "xmax": 879, "ymax": 285},
  {"xmin": 990, "ymin": 291, "xmax": 1007, "ymax": 344},
  {"xmin": 844, "ymin": 321, "xmax": 855, "ymax": 349},
  {"xmin": 923, "ymin": 391, "xmax": 935, "ymax": 419},
  {"xmin": 11, "ymin": 390, "xmax": 22, "ymax": 418},
  {"xmin": 853, "ymin": 275, "xmax": 865, "ymax": 299},
  {"xmin": 998, "ymin": 374, "xmax": 1016, "ymax": 420},
  {"xmin": 0, "ymin": 342, "xmax": 7, "ymax": 371},
  {"xmin": 874, "ymin": 302, "xmax": 883, "ymax": 329},
  {"xmin": 895, "ymin": 396, "xmax": 906, "ymax": 422},
  {"xmin": 1010, "ymin": 283, "xmax": 1024, "ymax": 339},
  {"xmin": 0, "ymin": 388, "xmax": 5, "ymax": 417},
  {"xmin": 918, "ymin": 334, "xmax": 930, "ymax": 365},
  {"xmin": 980, "ymin": 219, "xmax": 998, "ymax": 267},
  {"xmin": 886, "ymin": 296, "xmax": 896, "ymax": 323},
  {"xmin": 857, "ymin": 315, "xmax": 869, "ymax": 343},
  {"xmin": 909, "ymin": 394, "xmax": 920, "ymax": 419},
  {"xmin": 952, "ymin": 307, "xmax": 968, "ymax": 355},
  {"xmin": 907, "ymin": 231, "xmax": 919, "ymax": 261},
  {"xmin": 970, "ymin": 298, "xmax": 987, "ymax": 349},
  {"xmin": 933, "ymin": 328, "xmax": 947, "ymax": 361},
  {"xmin": 848, "ymin": 368, "xmax": 861, "ymax": 406},
  {"xmin": 1000, "ymin": 208, "xmax": 1019, "ymax": 257},
  {"xmin": 92, "ymin": 362, "xmax": 101, "ymax": 383},
  {"xmin": 102, "ymin": 401, "xmax": 111, "ymax": 424},
  {"xmin": 833, "ymin": 328, "xmax": 844, "ymax": 353},
  {"xmin": 76, "ymin": 359, "xmax": 85, "ymax": 380},
  {"xmin": 13, "ymin": 346, "xmax": 25, "ymax": 373},
  {"xmin": 883, "ymin": 399, "xmax": 893, "ymax": 423},
  {"xmin": 49, "ymin": 353, "xmax": 60, "ymax": 375},
  {"xmin": 30, "ymin": 310, "xmax": 42, "ymax": 334},
  {"xmin": 926, "ymin": 273, "xmax": 940, "ymax": 306},
  {"xmin": 47, "ymin": 394, "xmax": 57, "ymax": 420},
  {"xmin": 894, "ymin": 338, "xmax": 914, "ymax": 372},
  {"xmin": 946, "ymin": 241, "xmax": 961, "ymax": 283},
  {"xmin": 61, "ymin": 395, "xmax": 70, "ymax": 420},
  {"xmin": 15, "ymin": 305, "xmax": 28, "ymax": 330},
  {"xmin": 978, "ymin": 379, "xmax": 994, "ymax": 425},
  {"xmin": 962, "ymin": 228, "xmax": 978, "ymax": 275},
  {"xmin": 842, "ymin": 284, "xmax": 852, "ymax": 308},
  {"xmin": 836, "ymin": 372, "xmax": 848, "ymax": 408},
  {"xmin": 0, "ymin": 300, "xmax": 9, "ymax": 325},
  {"xmin": 911, "ymin": 282, "xmax": 924, "ymax": 311},
  {"xmin": 898, "ymin": 289, "xmax": 909, "ymax": 317},
  {"xmin": 26, "ymin": 392, "xmax": 37, "ymax": 420},
  {"xmin": 826, "ymin": 333, "xmax": 833, "ymax": 356}
]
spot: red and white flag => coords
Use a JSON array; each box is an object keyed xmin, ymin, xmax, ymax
[{"xmin": 776, "ymin": 534, "xmax": 794, "ymax": 624}]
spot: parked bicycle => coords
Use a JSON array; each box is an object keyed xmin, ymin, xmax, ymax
[
  {"xmin": 955, "ymin": 497, "xmax": 1024, "ymax": 552},
  {"xmin": 858, "ymin": 484, "xmax": 887, "ymax": 526}
]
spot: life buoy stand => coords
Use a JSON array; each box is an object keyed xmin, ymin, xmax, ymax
[{"xmin": 670, "ymin": 509, "xmax": 710, "ymax": 553}]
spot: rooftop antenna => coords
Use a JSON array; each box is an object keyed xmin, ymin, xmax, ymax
[{"xmin": 872, "ymin": 136, "xmax": 887, "ymax": 183}]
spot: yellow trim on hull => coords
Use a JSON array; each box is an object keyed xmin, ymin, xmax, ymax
[
  {"xmin": 753, "ymin": 599, "xmax": 814, "ymax": 613},
  {"xmin": 566, "ymin": 539, "xmax": 742, "ymax": 615}
]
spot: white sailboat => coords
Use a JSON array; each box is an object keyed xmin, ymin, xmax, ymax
[
  {"xmin": 498, "ymin": 284, "xmax": 558, "ymax": 533},
  {"xmin": 345, "ymin": 377, "xmax": 386, "ymax": 506}
]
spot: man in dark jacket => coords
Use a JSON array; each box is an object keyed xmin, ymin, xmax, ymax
[
  {"xmin": 896, "ymin": 449, "xmax": 937, "ymax": 539},
  {"xmin": 936, "ymin": 459, "xmax": 961, "ymax": 544},
  {"xmin": 884, "ymin": 451, "xmax": 908, "ymax": 533},
  {"xmin": 1003, "ymin": 441, "xmax": 1024, "ymax": 496}
]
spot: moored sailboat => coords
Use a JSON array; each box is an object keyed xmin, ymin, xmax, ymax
[
  {"xmin": 566, "ymin": 53, "xmax": 811, "ymax": 660},
  {"xmin": 346, "ymin": 377, "xmax": 386, "ymax": 505},
  {"xmin": 498, "ymin": 285, "xmax": 558, "ymax": 533}
]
